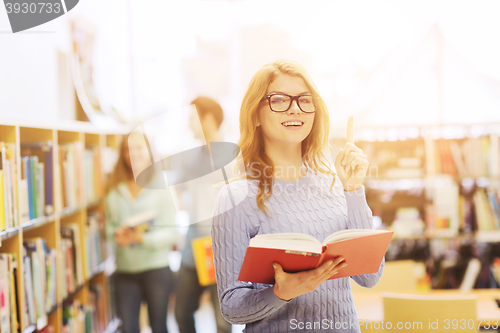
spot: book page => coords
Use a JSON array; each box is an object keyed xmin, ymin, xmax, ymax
[
  {"xmin": 323, "ymin": 229, "xmax": 390, "ymax": 245},
  {"xmin": 122, "ymin": 210, "xmax": 157, "ymax": 228},
  {"xmin": 249, "ymin": 233, "xmax": 322, "ymax": 254}
]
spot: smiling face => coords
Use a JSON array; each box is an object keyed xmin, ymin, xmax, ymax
[{"xmin": 258, "ymin": 74, "xmax": 315, "ymax": 148}]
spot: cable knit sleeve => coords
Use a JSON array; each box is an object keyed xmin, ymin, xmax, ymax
[
  {"xmin": 343, "ymin": 184, "xmax": 385, "ymax": 289},
  {"xmin": 211, "ymin": 182, "xmax": 289, "ymax": 325}
]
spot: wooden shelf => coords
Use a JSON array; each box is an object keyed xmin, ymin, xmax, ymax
[
  {"xmin": 0, "ymin": 226, "xmax": 19, "ymax": 241},
  {"xmin": 0, "ymin": 120, "xmax": 123, "ymax": 333},
  {"xmin": 21, "ymin": 214, "xmax": 57, "ymax": 232}
]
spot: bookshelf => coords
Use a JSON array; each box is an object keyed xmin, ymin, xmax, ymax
[
  {"xmin": 331, "ymin": 123, "xmax": 500, "ymax": 289},
  {"xmin": 0, "ymin": 118, "xmax": 126, "ymax": 333}
]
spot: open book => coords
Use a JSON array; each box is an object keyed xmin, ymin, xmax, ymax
[
  {"xmin": 122, "ymin": 210, "xmax": 156, "ymax": 231},
  {"xmin": 238, "ymin": 229, "xmax": 394, "ymax": 284}
]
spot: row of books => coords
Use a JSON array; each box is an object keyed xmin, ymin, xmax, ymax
[
  {"xmin": 0, "ymin": 142, "xmax": 19, "ymax": 230},
  {"xmin": 60, "ymin": 224, "xmax": 84, "ymax": 300},
  {"xmin": 429, "ymin": 136, "xmax": 498, "ymax": 178},
  {"xmin": 60, "ymin": 219, "xmax": 106, "ymax": 300},
  {"xmin": 83, "ymin": 148, "xmax": 104, "ymax": 204},
  {"xmin": 62, "ymin": 291, "xmax": 106, "ymax": 333},
  {"xmin": 472, "ymin": 186, "xmax": 500, "ymax": 232},
  {"xmin": 0, "ymin": 141, "xmax": 110, "ymax": 230},
  {"xmin": 22, "ymin": 238, "xmax": 57, "ymax": 330},
  {"xmin": 59, "ymin": 143, "xmax": 104, "ymax": 210},
  {"xmin": 0, "ymin": 253, "xmax": 19, "ymax": 333},
  {"xmin": 86, "ymin": 212, "xmax": 106, "ymax": 277},
  {"xmin": 383, "ymin": 176, "xmax": 500, "ymax": 237},
  {"xmin": 88, "ymin": 284, "xmax": 108, "ymax": 333},
  {"xmin": 61, "ymin": 282, "xmax": 109, "ymax": 333},
  {"xmin": 426, "ymin": 184, "xmax": 500, "ymax": 234},
  {"xmin": 357, "ymin": 135, "xmax": 499, "ymax": 180},
  {"xmin": 427, "ymin": 241, "xmax": 500, "ymax": 289},
  {"xmin": 20, "ymin": 141, "xmax": 54, "ymax": 222},
  {"xmin": 357, "ymin": 139, "xmax": 425, "ymax": 179}
]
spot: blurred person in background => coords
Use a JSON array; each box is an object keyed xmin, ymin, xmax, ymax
[
  {"xmin": 174, "ymin": 97, "xmax": 232, "ymax": 333},
  {"xmin": 105, "ymin": 131, "xmax": 179, "ymax": 333}
]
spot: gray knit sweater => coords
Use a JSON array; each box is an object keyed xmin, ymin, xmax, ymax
[{"xmin": 211, "ymin": 169, "xmax": 384, "ymax": 333}]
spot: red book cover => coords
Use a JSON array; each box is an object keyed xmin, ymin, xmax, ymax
[
  {"xmin": 59, "ymin": 146, "xmax": 67, "ymax": 209},
  {"xmin": 238, "ymin": 230, "xmax": 394, "ymax": 284},
  {"xmin": 63, "ymin": 239, "xmax": 75, "ymax": 293}
]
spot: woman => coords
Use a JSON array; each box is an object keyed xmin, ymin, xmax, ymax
[
  {"xmin": 211, "ymin": 60, "xmax": 384, "ymax": 333},
  {"xmin": 105, "ymin": 131, "xmax": 179, "ymax": 333}
]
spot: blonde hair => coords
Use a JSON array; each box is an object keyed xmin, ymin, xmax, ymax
[{"xmin": 236, "ymin": 59, "xmax": 335, "ymax": 215}]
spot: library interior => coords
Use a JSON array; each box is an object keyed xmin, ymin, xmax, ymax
[{"xmin": 2, "ymin": 0, "xmax": 500, "ymax": 332}]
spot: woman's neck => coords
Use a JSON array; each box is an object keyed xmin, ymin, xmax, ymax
[{"xmin": 264, "ymin": 140, "xmax": 307, "ymax": 181}]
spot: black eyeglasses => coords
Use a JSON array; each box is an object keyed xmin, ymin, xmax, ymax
[{"xmin": 262, "ymin": 93, "xmax": 319, "ymax": 113}]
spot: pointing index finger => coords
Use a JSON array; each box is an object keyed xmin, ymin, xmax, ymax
[{"xmin": 346, "ymin": 116, "xmax": 354, "ymax": 144}]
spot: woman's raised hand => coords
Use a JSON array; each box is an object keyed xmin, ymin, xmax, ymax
[
  {"xmin": 334, "ymin": 116, "xmax": 369, "ymax": 191},
  {"xmin": 272, "ymin": 257, "xmax": 347, "ymax": 301}
]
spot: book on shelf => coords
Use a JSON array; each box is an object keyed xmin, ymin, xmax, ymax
[
  {"xmin": 0, "ymin": 253, "xmax": 11, "ymax": 333},
  {"xmin": 358, "ymin": 140, "xmax": 425, "ymax": 179},
  {"xmin": 59, "ymin": 142, "xmax": 90, "ymax": 210},
  {"xmin": 61, "ymin": 223, "xmax": 85, "ymax": 286},
  {"xmin": 459, "ymin": 258, "xmax": 481, "ymax": 292},
  {"xmin": 473, "ymin": 187, "xmax": 500, "ymax": 233},
  {"xmin": 87, "ymin": 289, "xmax": 98, "ymax": 333},
  {"xmin": 84, "ymin": 146, "xmax": 104, "ymax": 203},
  {"xmin": 0, "ymin": 167, "xmax": 4, "ymax": 231},
  {"xmin": 7, "ymin": 254, "xmax": 19, "ymax": 333},
  {"xmin": 21, "ymin": 141, "xmax": 54, "ymax": 216},
  {"xmin": 23, "ymin": 237, "xmax": 55, "ymax": 330},
  {"xmin": 0, "ymin": 142, "xmax": 19, "ymax": 229},
  {"xmin": 491, "ymin": 258, "xmax": 500, "ymax": 286},
  {"xmin": 62, "ymin": 299, "xmax": 86, "ymax": 333},
  {"xmin": 238, "ymin": 229, "xmax": 394, "ymax": 284},
  {"xmin": 89, "ymin": 283, "xmax": 107, "ymax": 333},
  {"xmin": 430, "ymin": 136, "xmax": 498, "ymax": 178},
  {"xmin": 88, "ymin": 211, "xmax": 108, "ymax": 268},
  {"xmin": 18, "ymin": 178, "xmax": 29, "ymax": 224},
  {"xmin": 192, "ymin": 236, "xmax": 216, "ymax": 286},
  {"xmin": 20, "ymin": 154, "xmax": 48, "ymax": 222},
  {"xmin": 61, "ymin": 238, "xmax": 75, "ymax": 297},
  {"xmin": 59, "ymin": 142, "xmax": 85, "ymax": 210},
  {"xmin": 424, "ymin": 175, "xmax": 460, "ymax": 237},
  {"xmin": 24, "ymin": 238, "xmax": 46, "ymax": 321},
  {"xmin": 86, "ymin": 215, "xmax": 103, "ymax": 276},
  {"xmin": 23, "ymin": 252, "xmax": 36, "ymax": 327},
  {"xmin": 0, "ymin": 253, "xmax": 19, "ymax": 333},
  {"xmin": 45, "ymin": 249, "xmax": 57, "ymax": 312},
  {"xmin": 62, "ymin": 297, "xmax": 102, "ymax": 333}
]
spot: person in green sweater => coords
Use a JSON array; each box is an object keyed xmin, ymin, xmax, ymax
[{"xmin": 105, "ymin": 131, "xmax": 179, "ymax": 333}]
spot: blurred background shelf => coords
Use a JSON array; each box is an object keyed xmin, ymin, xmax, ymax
[{"xmin": 0, "ymin": 120, "xmax": 122, "ymax": 333}]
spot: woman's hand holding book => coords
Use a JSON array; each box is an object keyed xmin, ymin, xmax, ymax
[{"xmin": 272, "ymin": 256, "xmax": 347, "ymax": 301}]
